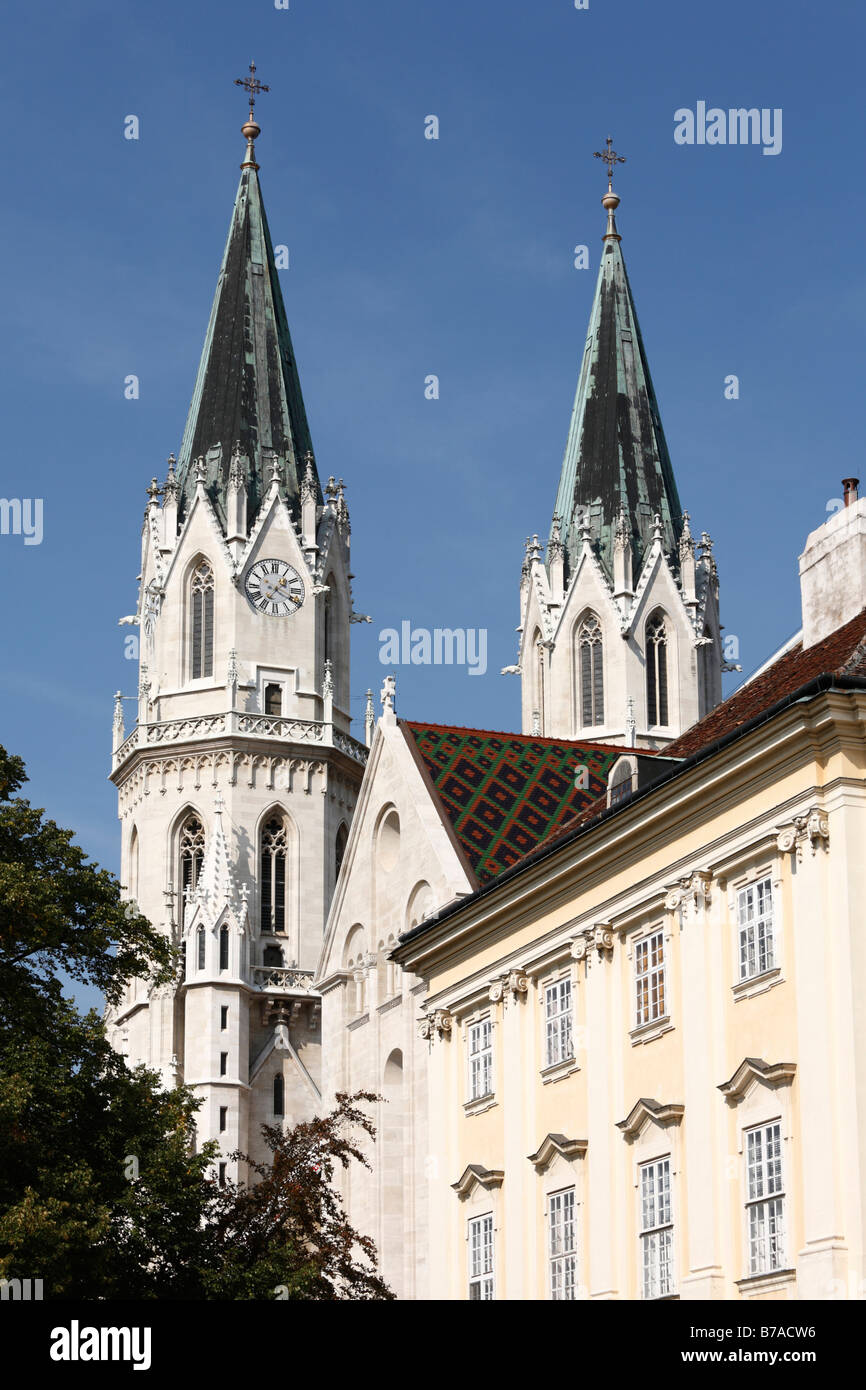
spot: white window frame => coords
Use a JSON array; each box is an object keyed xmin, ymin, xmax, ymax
[
  {"xmin": 467, "ymin": 1017, "xmax": 494, "ymax": 1102},
  {"xmin": 634, "ymin": 927, "xmax": 666, "ymax": 1029},
  {"xmin": 547, "ymin": 1186, "xmax": 577, "ymax": 1300},
  {"xmin": 639, "ymin": 1155, "xmax": 675, "ymax": 1299},
  {"xmin": 737, "ymin": 875, "xmax": 776, "ymax": 982},
  {"xmin": 544, "ymin": 975, "xmax": 574, "ymax": 1070},
  {"xmin": 744, "ymin": 1120, "xmax": 785, "ymax": 1277},
  {"xmin": 468, "ymin": 1212, "xmax": 495, "ymax": 1300}
]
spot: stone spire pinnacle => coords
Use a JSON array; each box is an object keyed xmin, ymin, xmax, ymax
[
  {"xmin": 173, "ymin": 96, "xmax": 321, "ymax": 534},
  {"xmin": 549, "ymin": 152, "xmax": 683, "ymax": 582}
]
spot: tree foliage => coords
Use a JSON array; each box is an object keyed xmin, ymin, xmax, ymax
[{"xmin": 0, "ymin": 744, "xmax": 392, "ymax": 1300}]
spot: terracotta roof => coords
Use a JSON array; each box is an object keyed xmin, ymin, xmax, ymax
[
  {"xmin": 664, "ymin": 607, "xmax": 866, "ymax": 759},
  {"xmin": 534, "ymin": 609, "xmax": 866, "ymax": 856},
  {"xmin": 402, "ymin": 721, "xmax": 654, "ymax": 885},
  {"xmin": 397, "ymin": 614, "xmax": 866, "ymax": 951}
]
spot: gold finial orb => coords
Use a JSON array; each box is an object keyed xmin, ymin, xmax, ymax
[
  {"xmin": 235, "ymin": 61, "xmax": 270, "ymax": 170},
  {"xmin": 594, "ymin": 136, "xmax": 625, "ymax": 242}
]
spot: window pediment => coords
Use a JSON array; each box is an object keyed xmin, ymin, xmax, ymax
[
  {"xmin": 617, "ymin": 1097, "xmax": 684, "ymax": 1141},
  {"xmin": 451, "ymin": 1164, "xmax": 504, "ymax": 1199},
  {"xmin": 527, "ymin": 1134, "xmax": 587, "ymax": 1172},
  {"xmin": 718, "ymin": 1057, "xmax": 796, "ymax": 1105}
]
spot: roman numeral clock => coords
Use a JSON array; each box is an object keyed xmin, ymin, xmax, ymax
[{"xmin": 244, "ymin": 559, "xmax": 306, "ymax": 617}]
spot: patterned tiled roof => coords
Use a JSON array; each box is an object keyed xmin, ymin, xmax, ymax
[{"xmin": 403, "ymin": 721, "xmax": 645, "ymax": 884}]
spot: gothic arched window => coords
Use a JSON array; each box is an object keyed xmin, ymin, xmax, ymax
[
  {"xmin": 128, "ymin": 826, "xmax": 139, "ymax": 903},
  {"xmin": 646, "ymin": 612, "xmax": 669, "ymax": 727},
  {"xmin": 335, "ymin": 823, "xmax": 348, "ymax": 884},
  {"xmin": 190, "ymin": 559, "xmax": 214, "ymax": 680},
  {"xmin": 532, "ymin": 629, "xmax": 545, "ymax": 734},
  {"xmin": 179, "ymin": 815, "xmax": 205, "ymax": 928},
  {"xmin": 323, "ymin": 583, "xmax": 332, "ymax": 664},
  {"xmin": 273, "ymin": 1074, "xmax": 285, "ymax": 1117},
  {"xmin": 196, "ymin": 927, "xmax": 206, "ymax": 972},
  {"xmin": 578, "ymin": 613, "xmax": 604, "ymax": 726},
  {"xmin": 261, "ymin": 814, "xmax": 289, "ymax": 934},
  {"xmin": 219, "ymin": 925, "xmax": 229, "ymax": 972}
]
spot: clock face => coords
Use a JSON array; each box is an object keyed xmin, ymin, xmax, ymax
[{"xmin": 244, "ymin": 559, "xmax": 305, "ymax": 617}]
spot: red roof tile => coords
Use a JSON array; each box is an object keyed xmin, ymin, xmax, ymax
[{"xmin": 664, "ymin": 607, "xmax": 866, "ymax": 759}]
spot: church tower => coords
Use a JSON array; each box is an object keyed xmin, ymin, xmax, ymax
[
  {"xmin": 517, "ymin": 142, "xmax": 726, "ymax": 748},
  {"xmin": 106, "ymin": 77, "xmax": 368, "ymax": 1177}
]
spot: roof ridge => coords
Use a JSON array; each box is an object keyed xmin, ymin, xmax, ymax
[{"xmin": 401, "ymin": 718, "xmax": 658, "ymax": 755}]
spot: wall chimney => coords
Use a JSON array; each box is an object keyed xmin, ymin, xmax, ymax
[{"xmin": 799, "ymin": 484, "xmax": 866, "ymax": 647}]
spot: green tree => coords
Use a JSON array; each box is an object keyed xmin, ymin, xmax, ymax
[
  {"xmin": 202, "ymin": 1093, "xmax": 395, "ymax": 1300},
  {"xmin": 0, "ymin": 744, "xmax": 392, "ymax": 1300}
]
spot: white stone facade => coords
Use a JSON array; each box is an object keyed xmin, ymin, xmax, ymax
[
  {"xmin": 107, "ymin": 460, "xmax": 365, "ymax": 1177},
  {"xmin": 517, "ymin": 514, "xmax": 724, "ymax": 747}
]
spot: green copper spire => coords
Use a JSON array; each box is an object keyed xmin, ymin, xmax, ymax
[
  {"xmin": 551, "ymin": 150, "xmax": 682, "ymax": 579},
  {"xmin": 175, "ymin": 85, "xmax": 320, "ymax": 530}
]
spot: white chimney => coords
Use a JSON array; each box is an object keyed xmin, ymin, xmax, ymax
[{"xmin": 799, "ymin": 479, "xmax": 866, "ymax": 647}]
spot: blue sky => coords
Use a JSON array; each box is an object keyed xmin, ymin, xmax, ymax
[{"xmin": 1, "ymin": 0, "xmax": 863, "ymax": 897}]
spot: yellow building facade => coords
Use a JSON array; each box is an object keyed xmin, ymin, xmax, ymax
[{"xmin": 394, "ymin": 593, "xmax": 866, "ymax": 1301}]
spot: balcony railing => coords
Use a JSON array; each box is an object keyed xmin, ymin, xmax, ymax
[
  {"xmin": 112, "ymin": 709, "xmax": 368, "ymax": 770},
  {"xmin": 252, "ymin": 966, "xmax": 319, "ymax": 996}
]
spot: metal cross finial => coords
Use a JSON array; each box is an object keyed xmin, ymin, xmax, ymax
[
  {"xmin": 594, "ymin": 135, "xmax": 626, "ymax": 188},
  {"xmin": 234, "ymin": 60, "xmax": 270, "ymax": 118}
]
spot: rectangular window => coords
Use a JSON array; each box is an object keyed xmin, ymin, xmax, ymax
[
  {"xmin": 220, "ymin": 1005, "xmax": 228, "ymax": 1030},
  {"xmin": 219, "ymin": 1106, "xmax": 227, "ymax": 1133},
  {"xmin": 468, "ymin": 1018, "xmax": 493, "ymax": 1101},
  {"xmin": 264, "ymin": 682, "xmax": 282, "ymax": 716},
  {"xmin": 218, "ymin": 1162, "xmax": 226, "ymax": 1188},
  {"xmin": 639, "ymin": 1157, "xmax": 674, "ymax": 1298},
  {"xmin": 544, "ymin": 977, "xmax": 573, "ymax": 1068},
  {"xmin": 219, "ymin": 1051, "xmax": 228, "ymax": 1077},
  {"xmin": 745, "ymin": 1122, "xmax": 785, "ymax": 1275},
  {"xmin": 548, "ymin": 1188, "xmax": 577, "ymax": 1300},
  {"xmin": 738, "ymin": 877, "xmax": 775, "ymax": 981},
  {"xmin": 468, "ymin": 1214, "xmax": 494, "ymax": 1300},
  {"xmin": 634, "ymin": 929, "xmax": 666, "ymax": 1027}
]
